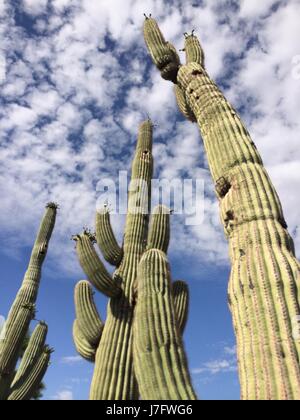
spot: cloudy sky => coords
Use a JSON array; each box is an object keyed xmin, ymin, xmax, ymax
[{"xmin": 0, "ymin": 0, "xmax": 299, "ymax": 400}]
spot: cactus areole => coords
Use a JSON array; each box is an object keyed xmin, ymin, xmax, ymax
[{"xmin": 143, "ymin": 16, "xmax": 300, "ymax": 400}]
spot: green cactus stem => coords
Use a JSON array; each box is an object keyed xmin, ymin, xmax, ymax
[
  {"xmin": 1, "ymin": 203, "xmax": 57, "ymax": 341},
  {"xmin": 174, "ymin": 84, "xmax": 197, "ymax": 123},
  {"xmin": 96, "ymin": 209, "xmax": 123, "ymax": 266},
  {"xmin": 73, "ymin": 230, "xmax": 121, "ymax": 298},
  {"xmin": 74, "ymin": 281, "xmax": 104, "ymax": 346},
  {"xmin": 0, "ymin": 205, "xmax": 57, "ymax": 400},
  {"xmin": 73, "ymin": 320, "xmax": 97, "ymax": 363},
  {"xmin": 11, "ymin": 322, "xmax": 48, "ymax": 388},
  {"xmin": 143, "ymin": 17, "xmax": 180, "ymax": 83},
  {"xmin": 133, "ymin": 249, "xmax": 196, "ymax": 400},
  {"xmin": 183, "ymin": 31, "xmax": 205, "ymax": 66},
  {"xmin": 8, "ymin": 346, "xmax": 52, "ymax": 401},
  {"xmin": 143, "ymin": 17, "xmax": 300, "ymax": 400},
  {"xmin": 173, "ymin": 280, "xmax": 189, "ymax": 335},
  {"xmin": 147, "ymin": 205, "xmax": 170, "ymax": 252},
  {"xmin": 73, "ymin": 121, "xmax": 195, "ymax": 400}
]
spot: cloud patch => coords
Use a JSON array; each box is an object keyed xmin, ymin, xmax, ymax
[{"xmin": 0, "ymin": 0, "xmax": 299, "ymax": 278}]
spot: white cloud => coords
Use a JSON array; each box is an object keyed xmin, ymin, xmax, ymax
[
  {"xmin": 192, "ymin": 343, "xmax": 237, "ymax": 376},
  {"xmin": 239, "ymin": 0, "xmax": 279, "ymax": 19},
  {"xmin": 22, "ymin": 0, "xmax": 48, "ymax": 16},
  {"xmin": 224, "ymin": 346, "xmax": 237, "ymax": 356},
  {"xmin": 0, "ymin": 0, "xmax": 299, "ymax": 278},
  {"xmin": 192, "ymin": 358, "xmax": 237, "ymax": 375},
  {"xmin": 53, "ymin": 389, "xmax": 74, "ymax": 400},
  {"xmin": 52, "ymin": 0, "xmax": 73, "ymax": 12},
  {"xmin": 61, "ymin": 356, "xmax": 82, "ymax": 365},
  {"xmin": 0, "ymin": 50, "xmax": 6, "ymax": 83}
]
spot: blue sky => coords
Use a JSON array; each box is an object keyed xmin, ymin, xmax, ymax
[{"xmin": 0, "ymin": 0, "xmax": 299, "ymax": 400}]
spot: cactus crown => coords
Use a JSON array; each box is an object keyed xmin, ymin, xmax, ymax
[{"xmin": 46, "ymin": 202, "xmax": 59, "ymax": 210}]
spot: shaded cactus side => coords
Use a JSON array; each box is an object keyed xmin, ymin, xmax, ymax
[
  {"xmin": 0, "ymin": 204, "xmax": 57, "ymax": 400},
  {"xmin": 143, "ymin": 16, "xmax": 300, "ymax": 400},
  {"xmin": 72, "ymin": 121, "xmax": 196, "ymax": 400}
]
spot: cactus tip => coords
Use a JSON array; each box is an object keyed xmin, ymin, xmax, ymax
[
  {"xmin": 184, "ymin": 30, "xmax": 196, "ymax": 39},
  {"xmin": 44, "ymin": 345, "xmax": 55, "ymax": 355},
  {"xmin": 46, "ymin": 202, "xmax": 60, "ymax": 210},
  {"xmin": 83, "ymin": 228, "xmax": 97, "ymax": 244},
  {"xmin": 71, "ymin": 234, "xmax": 80, "ymax": 242}
]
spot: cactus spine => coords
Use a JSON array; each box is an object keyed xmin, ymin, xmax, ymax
[
  {"xmin": 73, "ymin": 121, "xmax": 196, "ymax": 400},
  {"xmin": 0, "ymin": 204, "xmax": 57, "ymax": 400},
  {"xmin": 143, "ymin": 17, "xmax": 300, "ymax": 400}
]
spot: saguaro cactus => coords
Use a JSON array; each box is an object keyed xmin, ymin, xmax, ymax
[
  {"xmin": 143, "ymin": 16, "xmax": 300, "ymax": 400},
  {"xmin": 73, "ymin": 120, "xmax": 196, "ymax": 400},
  {"xmin": 0, "ymin": 204, "xmax": 57, "ymax": 400}
]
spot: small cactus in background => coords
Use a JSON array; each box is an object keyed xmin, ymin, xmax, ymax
[
  {"xmin": 143, "ymin": 16, "xmax": 300, "ymax": 400},
  {"xmin": 0, "ymin": 204, "xmax": 57, "ymax": 400},
  {"xmin": 73, "ymin": 121, "xmax": 196, "ymax": 400}
]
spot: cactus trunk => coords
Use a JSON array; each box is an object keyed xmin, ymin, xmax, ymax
[
  {"xmin": 143, "ymin": 18, "xmax": 300, "ymax": 400},
  {"xmin": 0, "ymin": 204, "xmax": 57, "ymax": 400}
]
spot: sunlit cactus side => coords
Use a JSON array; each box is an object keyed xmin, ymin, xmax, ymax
[
  {"xmin": 143, "ymin": 16, "xmax": 300, "ymax": 400},
  {"xmin": 73, "ymin": 120, "xmax": 196, "ymax": 400},
  {"xmin": 0, "ymin": 204, "xmax": 57, "ymax": 400}
]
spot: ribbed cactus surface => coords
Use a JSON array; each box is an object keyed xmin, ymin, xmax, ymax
[
  {"xmin": 143, "ymin": 17, "xmax": 300, "ymax": 400},
  {"xmin": 73, "ymin": 121, "xmax": 196, "ymax": 400},
  {"xmin": 0, "ymin": 204, "xmax": 57, "ymax": 400}
]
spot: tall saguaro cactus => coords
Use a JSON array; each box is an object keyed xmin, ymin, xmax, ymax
[
  {"xmin": 143, "ymin": 16, "xmax": 300, "ymax": 400},
  {"xmin": 73, "ymin": 121, "xmax": 196, "ymax": 400},
  {"xmin": 0, "ymin": 204, "xmax": 57, "ymax": 400}
]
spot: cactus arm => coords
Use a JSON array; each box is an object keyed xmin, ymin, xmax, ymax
[
  {"xmin": 73, "ymin": 320, "xmax": 97, "ymax": 363},
  {"xmin": 73, "ymin": 232, "xmax": 120, "ymax": 298},
  {"xmin": 143, "ymin": 17, "xmax": 180, "ymax": 83},
  {"xmin": 174, "ymin": 85, "xmax": 197, "ymax": 123},
  {"xmin": 0, "ymin": 305, "xmax": 35, "ymax": 400},
  {"xmin": 143, "ymin": 18, "xmax": 300, "ymax": 400},
  {"xmin": 96, "ymin": 209, "xmax": 123, "ymax": 266},
  {"xmin": 8, "ymin": 347, "xmax": 52, "ymax": 400},
  {"xmin": 184, "ymin": 32, "xmax": 205, "ymax": 66},
  {"xmin": 133, "ymin": 249, "xmax": 197, "ymax": 400},
  {"xmin": 173, "ymin": 281, "xmax": 189, "ymax": 335},
  {"xmin": 11, "ymin": 322, "xmax": 48, "ymax": 388},
  {"xmin": 147, "ymin": 205, "xmax": 170, "ymax": 253},
  {"xmin": 74, "ymin": 281, "xmax": 104, "ymax": 346}
]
